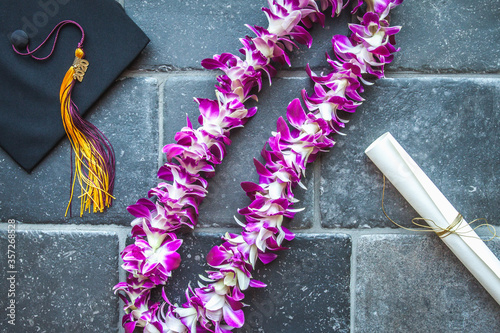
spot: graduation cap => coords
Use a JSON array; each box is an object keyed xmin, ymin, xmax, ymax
[{"xmin": 0, "ymin": 0, "xmax": 149, "ymax": 215}]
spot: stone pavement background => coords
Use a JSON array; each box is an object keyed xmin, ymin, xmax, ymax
[{"xmin": 1, "ymin": 0, "xmax": 499, "ymax": 332}]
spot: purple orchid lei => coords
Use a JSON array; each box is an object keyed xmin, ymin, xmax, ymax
[
  {"xmin": 115, "ymin": 0, "xmax": 346, "ymax": 324},
  {"xmin": 114, "ymin": 0, "xmax": 403, "ymax": 332}
]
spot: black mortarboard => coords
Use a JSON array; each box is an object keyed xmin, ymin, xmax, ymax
[{"xmin": 0, "ymin": 0, "xmax": 149, "ymax": 173}]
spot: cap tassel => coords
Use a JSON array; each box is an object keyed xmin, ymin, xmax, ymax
[
  {"xmin": 60, "ymin": 48, "xmax": 115, "ymax": 216},
  {"xmin": 11, "ymin": 21, "xmax": 116, "ymax": 216}
]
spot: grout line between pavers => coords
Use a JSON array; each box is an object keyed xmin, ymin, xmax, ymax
[
  {"xmin": 115, "ymin": 227, "xmax": 129, "ymax": 333},
  {"xmin": 311, "ymin": 154, "xmax": 323, "ymax": 232},
  {"xmin": 385, "ymin": 72, "xmax": 500, "ymax": 78},
  {"xmin": 0, "ymin": 222, "xmax": 131, "ymax": 232},
  {"xmin": 2, "ymin": 222, "xmax": 499, "ymax": 235},
  {"xmin": 122, "ymin": 69, "xmax": 500, "ymax": 80},
  {"xmin": 122, "ymin": 69, "xmax": 220, "ymax": 79},
  {"xmin": 350, "ymin": 233, "xmax": 358, "ymax": 333},
  {"xmin": 157, "ymin": 78, "xmax": 166, "ymax": 169}
]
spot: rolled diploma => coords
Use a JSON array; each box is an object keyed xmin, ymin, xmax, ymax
[{"xmin": 365, "ymin": 132, "xmax": 500, "ymax": 305}]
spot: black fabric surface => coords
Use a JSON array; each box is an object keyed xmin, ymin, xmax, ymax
[{"xmin": 0, "ymin": 0, "xmax": 149, "ymax": 172}]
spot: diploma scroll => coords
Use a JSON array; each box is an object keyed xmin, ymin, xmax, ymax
[{"xmin": 365, "ymin": 132, "xmax": 500, "ymax": 305}]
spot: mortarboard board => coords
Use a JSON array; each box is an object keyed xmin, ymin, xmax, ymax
[
  {"xmin": 0, "ymin": 0, "xmax": 149, "ymax": 171},
  {"xmin": 0, "ymin": 0, "xmax": 149, "ymax": 214}
]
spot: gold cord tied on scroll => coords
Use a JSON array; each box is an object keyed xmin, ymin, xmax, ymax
[{"xmin": 381, "ymin": 175, "xmax": 498, "ymax": 241}]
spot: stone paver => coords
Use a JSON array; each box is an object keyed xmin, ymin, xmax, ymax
[
  {"xmin": 241, "ymin": 234, "xmax": 351, "ymax": 332},
  {"xmin": 124, "ymin": 0, "xmax": 500, "ymax": 73},
  {"xmin": 156, "ymin": 233, "xmax": 351, "ymax": 333},
  {"xmin": 0, "ymin": 77, "xmax": 159, "ymax": 225},
  {"xmin": 355, "ymin": 234, "xmax": 500, "ymax": 333},
  {"xmin": 0, "ymin": 229, "xmax": 119, "ymax": 332},
  {"xmin": 391, "ymin": 0, "xmax": 500, "ymax": 73},
  {"xmin": 320, "ymin": 77, "xmax": 500, "ymax": 228},
  {"xmin": 125, "ymin": 0, "xmax": 351, "ymax": 70}
]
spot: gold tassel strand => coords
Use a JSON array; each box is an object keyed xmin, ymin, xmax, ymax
[{"xmin": 60, "ymin": 48, "xmax": 115, "ymax": 216}]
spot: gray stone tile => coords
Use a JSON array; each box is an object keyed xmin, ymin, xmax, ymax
[
  {"xmin": 390, "ymin": 0, "xmax": 500, "ymax": 73},
  {"xmin": 0, "ymin": 77, "xmax": 159, "ymax": 225},
  {"xmin": 163, "ymin": 75, "xmax": 316, "ymax": 228},
  {"xmin": 289, "ymin": 166, "xmax": 315, "ymax": 228},
  {"xmin": 163, "ymin": 75, "xmax": 218, "ymax": 144},
  {"xmin": 126, "ymin": 0, "xmax": 498, "ymax": 72},
  {"xmin": 0, "ymin": 228, "xmax": 119, "ymax": 332},
  {"xmin": 125, "ymin": 0, "xmax": 350, "ymax": 70},
  {"xmin": 289, "ymin": 10, "xmax": 351, "ymax": 70},
  {"xmin": 355, "ymin": 234, "xmax": 500, "ymax": 333},
  {"xmin": 240, "ymin": 234, "xmax": 351, "ymax": 333},
  {"xmin": 320, "ymin": 77, "xmax": 500, "ymax": 228},
  {"xmin": 153, "ymin": 233, "xmax": 351, "ymax": 332},
  {"xmin": 125, "ymin": 0, "xmax": 267, "ymax": 70}
]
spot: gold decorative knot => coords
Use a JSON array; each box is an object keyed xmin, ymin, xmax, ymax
[
  {"xmin": 381, "ymin": 175, "xmax": 497, "ymax": 241},
  {"xmin": 435, "ymin": 214, "xmax": 464, "ymax": 238}
]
